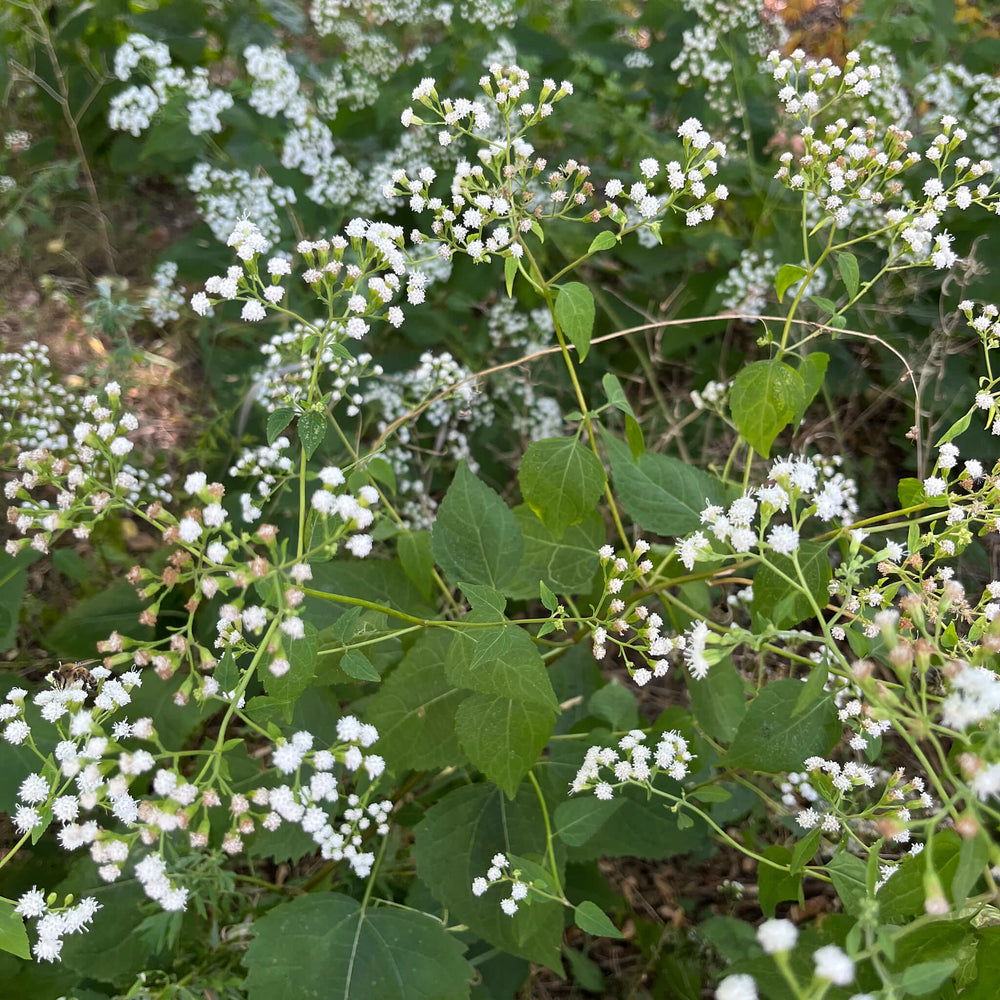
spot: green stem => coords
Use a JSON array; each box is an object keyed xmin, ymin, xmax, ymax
[{"xmin": 528, "ymin": 769, "xmax": 564, "ymax": 899}]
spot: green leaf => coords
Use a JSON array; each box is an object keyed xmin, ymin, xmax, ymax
[
  {"xmin": 602, "ymin": 373, "xmax": 636, "ymax": 419},
  {"xmin": 686, "ymin": 656, "xmax": 745, "ymax": 741},
  {"xmin": 0, "ymin": 550, "xmax": 37, "ymax": 654},
  {"xmin": 793, "ymin": 352, "xmax": 829, "ymax": 428},
  {"xmin": 898, "ymin": 960, "xmax": 958, "ymax": 996},
  {"xmin": 298, "ymin": 410, "xmax": 327, "ymax": 459},
  {"xmin": 51, "ymin": 548, "xmax": 89, "ymax": 583},
  {"xmin": 519, "ymin": 437, "xmax": 606, "ymax": 539},
  {"xmin": 329, "ymin": 605, "xmax": 363, "ymax": 644},
  {"xmin": 431, "ymin": 463, "xmax": 524, "ymax": 591},
  {"xmin": 267, "ymin": 406, "xmax": 295, "ymax": 445},
  {"xmin": 454, "ymin": 693, "xmax": 555, "ymax": 798},
  {"xmin": 625, "ymin": 414, "xmax": 645, "ymax": 459},
  {"xmin": 504, "ymin": 506, "xmax": 602, "ymax": 600},
  {"xmin": 398, "ymin": 530, "xmax": 435, "ymax": 600},
  {"xmin": 603, "ymin": 429, "xmax": 727, "ymax": 536},
  {"xmin": 462, "ymin": 583, "xmax": 507, "ymax": 618},
  {"xmin": 965, "ymin": 927, "xmax": 1000, "ymax": 999},
  {"xmin": 573, "ymin": 901, "xmax": 624, "ymax": 939},
  {"xmin": 413, "ymin": 782, "xmax": 564, "ymax": 972},
  {"xmin": 838, "ymin": 251, "xmax": 860, "ymax": 299},
  {"xmin": 723, "ymin": 679, "xmax": 839, "ymax": 772},
  {"xmin": 758, "ymin": 846, "xmax": 801, "ymax": 916},
  {"xmin": 730, "ymin": 360, "xmax": 805, "ymax": 459},
  {"xmin": 243, "ymin": 893, "xmax": 474, "ymax": 1000},
  {"xmin": 890, "ymin": 919, "xmax": 972, "ymax": 990},
  {"xmin": 588, "ymin": 680, "xmax": 639, "ymax": 730},
  {"xmin": 215, "ymin": 650, "xmax": 241, "ymax": 692},
  {"xmin": 469, "ymin": 624, "xmax": 514, "ymax": 670},
  {"xmin": 775, "ymin": 264, "xmax": 808, "ymax": 303},
  {"xmin": 794, "ymin": 659, "xmax": 828, "ymax": 717},
  {"xmin": 554, "ymin": 282, "xmax": 596, "ymax": 362},
  {"xmin": 539, "ymin": 581, "xmax": 558, "ymax": 611},
  {"xmin": 936, "ymin": 410, "xmax": 973, "ymax": 447},
  {"xmin": 898, "ymin": 477, "xmax": 950, "ymax": 509},
  {"xmin": 262, "ymin": 621, "xmax": 318, "ymax": 712},
  {"xmin": 809, "ymin": 295, "xmax": 838, "ymax": 316},
  {"xmin": 45, "ymin": 582, "xmax": 154, "ymax": 659},
  {"xmin": 689, "ymin": 785, "xmax": 732, "ymax": 804},
  {"xmin": 505, "ymin": 254, "xmax": 518, "ymax": 296},
  {"xmin": 790, "ymin": 828, "xmax": 821, "ymax": 873},
  {"xmin": 564, "ymin": 787, "xmax": 706, "ymax": 862},
  {"xmin": 365, "ymin": 456, "xmax": 396, "ymax": 494},
  {"xmin": 0, "ymin": 900, "xmax": 30, "ymax": 960},
  {"xmin": 562, "ymin": 944, "xmax": 606, "ymax": 992},
  {"xmin": 828, "ymin": 852, "xmax": 868, "ymax": 917},
  {"xmin": 751, "ymin": 540, "xmax": 832, "ymax": 631},
  {"xmin": 951, "ymin": 833, "xmax": 989, "ymax": 906},
  {"xmin": 505, "ymin": 854, "xmax": 555, "ymax": 892},
  {"xmin": 366, "ymin": 632, "xmax": 467, "ymax": 772},
  {"xmin": 446, "ymin": 614, "xmax": 558, "ymax": 710},
  {"xmin": 341, "ymin": 649, "xmax": 380, "ymax": 682},
  {"xmin": 554, "ymin": 797, "xmax": 623, "ymax": 847},
  {"xmin": 588, "ymin": 230, "xmax": 618, "ymax": 254}
]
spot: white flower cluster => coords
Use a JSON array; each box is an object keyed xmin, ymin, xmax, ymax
[
  {"xmin": 603, "ymin": 116, "xmax": 728, "ymax": 230},
  {"xmin": 570, "ymin": 728, "xmax": 695, "ymax": 798},
  {"xmin": 716, "ymin": 248, "xmax": 778, "ymax": 318},
  {"xmin": 186, "ymin": 164, "xmax": 296, "ymax": 246},
  {"xmin": 309, "ymin": 465, "xmax": 380, "ymax": 559},
  {"xmin": 256, "ymin": 325, "xmax": 382, "ymax": 417},
  {"xmin": 679, "ymin": 455, "xmax": 858, "ymax": 573},
  {"xmin": 109, "ymin": 33, "xmax": 233, "ymax": 137},
  {"xmin": 941, "ymin": 663, "xmax": 1000, "ymax": 734},
  {"xmin": 459, "ymin": 0, "xmax": 517, "ymax": 31},
  {"xmin": 959, "ymin": 300, "xmax": 1000, "ymax": 427},
  {"xmin": 357, "ymin": 125, "xmax": 455, "ymax": 218},
  {"xmin": 143, "ymin": 260, "xmax": 186, "ymax": 326},
  {"xmin": 690, "ymin": 379, "xmax": 731, "ymax": 410},
  {"xmin": 239, "ymin": 718, "xmax": 390, "ymax": 876},
  {"xmin": 4, "ymin": 128, "xmax": 32, "ymax": 151},
  {"xmin": 916, "ymin": 63, "xmax": 1000, "ymax": 161},
  {"xmin": 191, "ymin": 217, "xmax": 410, "ymax": 333},
  {"xmin": 767, "ymin": 45, "xmax": 911, "ymax": 126},
  {"xmin": 778, "ymin": 770, "xmax": 818, "ymax": 809},
  {"xmin": 387, "ymin": 67, "xmax": 577, "ymax": 252},
  {"xmin": 590, "ymin": 540, "xmax": 664, "ymax": 667},
  {"xmin": 227, "ymin": 439, "xmax": 294, "ymax": 522},
  {"xmin": 470, "ymin": 852, "xmax": 530, "ymax": 916},
  {"xmin": 14, "ymin": 888, "xmax": 101, "ymax": 962},
  {"xmin": 364, "ymin": 349, "xmax": 493, "ymax": 529},
  {"xmin": 244, "ymin": 44, "xmax": 310, "ymax": 123},
  {"xmin": 134, "ymin": 852, "xmax": 190, "ymax": 911},
  {"xmin": 584, "ymin": 540, "xmax": 735, "ymax": 684},
  {"xmin": 838, "ymin": 698, "xmax": 892, "ymax": 751},
  {"xmin": 0, "ymin": 341, "xmax": 88, "ymax": 453},
  {"xmin": 5, "ymin": 662, "xmax": 393, "ymax": 958},
  {"xmin": 768, "ymin": 49, "xmax": 1000, "ymax": 263},
  {"xmin": 794, "ymin": 755, "xmax": 933, "ymax": 844},
  {"xmin": 5, "ymin": 382, "xmax": 174, "ymax": 558},
  {"xmin": 671, "ymin": 0, "xmax": 768, "ymax": 140}
]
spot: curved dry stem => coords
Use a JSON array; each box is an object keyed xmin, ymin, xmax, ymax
[{"xmin": 369, "ymin": 311, "xmax": 920, "ymax": 463}]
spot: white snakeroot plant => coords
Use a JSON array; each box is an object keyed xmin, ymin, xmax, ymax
[{"xmin": 5, "ymin": 16, "xmax": 1000, "ymax": 997}]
